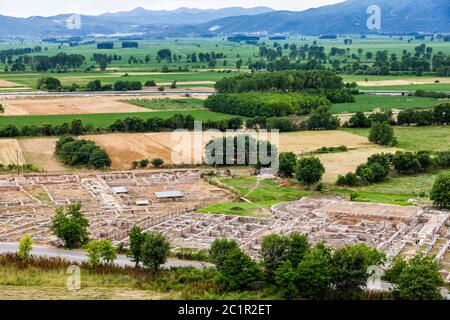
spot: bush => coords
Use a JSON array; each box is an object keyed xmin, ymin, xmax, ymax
[
  {"xmin": 295, "ymin": 157, "xmax": 325, "ymax": 186},
  {"xmin": 140, "ymin": 232, "xmax": 171, "ymax": 272},
  {"xmin": 151, "ymin": 158, "xmax": 164, "ymax": 167},
  {"xmin": 86, "ymin": 240, "xmax": 117, "ymax": 267},
  {"xmin": 266, "ymin": 117, "xmax": 294, "ymax": 132},
  {"xmin": 278, "ymin": 152, "xmax": 297, "ymax": 177},
  {"xmin": 435, "ymin": 151, "xmax": 450, "ymax": 168},
  {"xmin": 346, "ymin": 111, "xmax": 371, "ymax": 128},
  {"xmin": 217, "ymin": 247, "xmax": 263, "ymax": 291},
  {"xmin": 275, "ymin": 261, "xmax": 299, "ymax": 299},
  {"xmin": 0, "ymin": 103, "xmax": 4, "ymax": 113},
  {"xmin": 336, "ymin": 172, "xmax": 359, "ymax": 186},
  {"xmin": 50, "ymin": 204, "xmax": 89, "ymax": 249},
  {"xmin": 430, "ymin": 173, "xmax": 450, "ymax": 208},
  {"xmin": 37, "ymin": 77, "xmax": 62, "ymax": 91},
  {"xmin": 369, "ymin": 122, "xmax": 396, "ymax": 146},
  {"xmin": 18, "ymin": 235, "xmax": 33, "ymax": 260},
  {"xmin": 306, "ymin": 109, "xmax": 340, "ymax": 130},
  {"xmin": 392, "ymin": 151, "xmax": 422, "ymax": 174},
  {"xmin": 55, "ymin": 136, "xmax": 111, "ymax": 169},
  {"xmin": 144, "ymin": 80, "xmax": 156, "ymax": 87},
  {"xmin": 209, "ymin": 238, "xmax": 239, "ymax": 270}
]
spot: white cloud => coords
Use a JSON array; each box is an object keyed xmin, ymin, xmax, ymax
[{"xmin": 0, "ymin": 0, "xmax": 345, "ymax": 18}]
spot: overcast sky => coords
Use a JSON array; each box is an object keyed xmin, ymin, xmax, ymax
[{"xmin": 0, "ymin": 0, "xmax": 345, "ymax": 18}]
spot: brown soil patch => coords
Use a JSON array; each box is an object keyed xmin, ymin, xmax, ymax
[
  {"xmin": 0, "ymin": 139, "xmax": 26, "ymax": 165},
  {"xmin": 0, "ymin": 80, "xmax": 26, "ymax": 87}
]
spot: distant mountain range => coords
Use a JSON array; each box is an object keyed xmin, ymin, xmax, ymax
[
  {"xmin": 199, "ymin": 0, "xmax": 449, "ymax": 35},
  {"xmin": 0, "ymin": 1, "xmax": 448, "ymax": 39}
]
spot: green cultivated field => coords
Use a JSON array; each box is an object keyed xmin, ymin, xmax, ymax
[
  {"xmin": 0, "ymin": 110, "xmax": 234, "ymax": 129},
  {"xmin": 343, "ymin": 126, "xmax": 450, "ymax": 152},
  {"xmin": 331, "ymin": 94, "xmax": 441, "ymax": 113},
  {"xmin": 122, "ymin": 97, "xmax": 204, "ymax": 110}
]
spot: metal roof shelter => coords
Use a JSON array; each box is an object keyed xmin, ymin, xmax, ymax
[
  {"xmin": 136, "ymin": 200, "xmax": 150, "ymax": 206},
  {"xmin": 112, "ymin": 186, "xmax": 128, "ymax": 194},
  {"xmin": 154, "ymin": 191, "xmax": 184, "ymax": 200}
]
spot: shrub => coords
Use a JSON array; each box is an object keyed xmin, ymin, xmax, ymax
[
  {"xmin": 430, "ymin": 173, "xmax": 450, "ymax": 208},
  {"xmin": 369, "ymin": 122, "xmax": 396, "ymax": 146},
  {"xmin": 266, "ymin": 117, "xmax": 294, "ymax": 132},
  {"xmin": 435, "ymin": 151, "xmax": 450, "ymax": 168},
  {"xmin": 336, "ymin": 172, "xmax": 359, "ymax": 186},
  {"xmin": 217, "ymin": 247, "xmax": 263, "ymax": 290},
  {"xmin": 37, "ymin": 77, "xmax": 62, "ymax": 91},
  {"xmin": 209, "ymin": 238, "xmax": 239, "ymax": 270},
  {"xmin": 278, "ymin": 152, "xmax": 297, "ymax": 177},
  {"xmin": 140, "ymin": 232, "xmax": 171, "ymax": 272},
  {"xmin": 87, "ymin": 240, "xmax": 117, "ymax": 267},
  {"xmin": 18, "ymin": 235, "xmax": 33, "ymax": 260},
  {"xmin": 295, "ymin": 157, "xmax": 325, "ymax": 186},
  {"xmin": 144, "ymin": 80, "xmax": 156, "ymax": 87},
  {"xmin": 151, "ymin": 158, "xmax": 164, "ymax": 168},
  {"xmin": 392, "ymin": 151, "xmax": 422, "ymax": 175},
  {"xmin": 50, "ymin": 204, "xmax": 89, "ymax": 249},
  {"xmin": 55, "ymin": 136, "xmax": 111, "ymax": 169},
  {"xmin": 346, "ymin": 111, "xmax": 370, "ymax": 128}
]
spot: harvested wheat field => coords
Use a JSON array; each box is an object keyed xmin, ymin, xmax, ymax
[
  {"xmin": 0, "ymin": 139, "xmax": 26, "ymax": 165},
  {"xmin": 18, "ymin": 138, "xmax": 66, "ymax": 171},
  {"xmin": 0, "ymin": 96, "xmax": 150, "ymax": 116},
  {"xmin": 357, "ymin": 78, "xmax": 450, "ymax": 87},
  {"xmin": 318, "ymin": 146, "xmax": 398, "ymax": 182}
]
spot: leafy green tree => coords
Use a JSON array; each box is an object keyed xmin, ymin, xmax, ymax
[
  {"xmin": 278, "ymin": 152, "xmax": 297, "ymax": 177},
  {"xmin": 99, "ymin": 239, "xmax": 117, "ymax": 264},
  {"xmin": 50, "ymin": 204, "xmax": 89, "ymax": 249},
  {"xmin": 217, "ymin": 247, "xmax": 263, "ymax": 290},
  {"xmin": 288, "ymin": 233, "xmax": 309, "ymax": 267},
  {"xmin": 331, "ymin": 244, "xmax": 386, "ymax": 300},
  {"xmin": 297, "ymin": 243, "xmax": 333, "ymax": 299},
  {"xmin": 295, "ymin": 156, "xmax": 325, "ymax": 186},
  {"xmin": 151, "ymin": 158, "xmax": 164, "ymax": 168},
  {"xmin": 127, "ymin": 226, "xmax": 145, "ymax": 266},
  {"xmin": 209, "ymin": 238, "xmax": 239, "ymax": 270},
  {"xmin": 86, "ymin": 240, "xmax": 102, "ymax": 267},
  {"xmin": 18, "ymin": 235, "xmax": 33, "ymax": 260},
  {"xmin": 260, "ymin": 234, "xmax": 291, "ymax": 281},
  {"xmin": 390, "ymin": 254, "xmax": 444, "ymax": 300},
  {"xmin": 88, "ymin": 148, "xmax": 112, "ymax": 169},
  {"xmin": 140, "ymin": 232, "xmax": 171, "ymax": 272},
  {"xmin": 430, "ymin": 173, "xmax": 450, "ymax": 208},
  {"xmin": 275, "ymin": 261, "xmax": 299, "ymax": 299},
  {"xmin": 369, "ymin": 122, "xmax": 397, "ymax": 146},
  {"xmin": 37, "ymin": 77, "xmax": 62, "ymax": 91}
]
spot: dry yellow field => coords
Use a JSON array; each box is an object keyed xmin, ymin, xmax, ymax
[
  {"xmin": 357, "ymin": 78, "xmax": 450, "ymax": 87},
  {"xmin": 0, "ymin": 131, "xmax": 397, "ymax": 181},
  {"xmin": 0, "ymin": 139, "xmax": 26, "ymax": 165},
  {"xmin": 0, "ymin": 80, "xmax": 26, "ymax": 87}
]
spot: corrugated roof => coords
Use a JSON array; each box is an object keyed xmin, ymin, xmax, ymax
[
  {"xmin": 112, "ymin": 186, "xmax": 128, "ymax": 194},
  {"xmin": 154, "ymin": 191, "xmax": 184, "ymax": 199}
]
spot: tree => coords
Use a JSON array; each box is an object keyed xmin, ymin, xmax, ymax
[
  {"xmin": 89, "ymin": 148, "xmax": 112, "ymax": 169},
  {"xmin": 389, "ymin": 254, "xmax": 444, "ymax": 300},
  {"xmin": 127, "ymin": 226, "xmax": 145, "ymax": 266},
  {"xmin": 297, "ymin": 243, "xmax": 332, "ymax": 299},
  {"xmin": 140, "ymin": 232, "xmax": 171, "ymax": 272},
  {"xmin": 288, "ymin": 233, "xmax": 309, "ymax": 268},
  {"xmin": 18, "ymin": 235, "xmax": 33, "ymax": 260},
  {"xmin": 0, "ymin": 104, "xmax": 4, "ymax": 114},
  {"xmin": 99, "ymin": 239, "xmax": 117, "ymax": 264},
  {"xmin": 86, "ymin": 239, "xmax": 117, "ymax": 267},
  {"xmin": 278, "ymin": 152, "xmax": 297, "ymax": 177},
  {"xmin": 260, "ymin": 234, "xmax": 291, "ymax": 281},
  {"xmin": 151, "ymin": 158, "xmax": 164, "ymax": 168},
  {"xmin": 295, "ymin": 157, "xmax": 325, "ymax": 186},
  {"xmin": 275, "ymin": 261, "xmax": 299, "ymax": 299},
  {"xmin": 37, "ymin": 77, "xmax": 62, "ymax": 91},
  {"xmin": 50, "ymin": 204, "xmax": 89, "ymax": 249},
  {"xmin": 430, "ymin": 173, "xmax": 450, "ymax": 208},
  {"xmin": 209, "ymin": 238, "xmax": 239, "ymax": 270},
  {"xmin": 331, "ymin": 244, "xmax": 386, "ymax": 300},
  {"xmin": 217, "ymin": 247, "xmax": 263, "ymax": 290},
  {"xmin": 157, "ymin": 49, "xmax": 172, "ymax": 60},
  {"xmin": 369, "ymin": 122, "xmax": 397, "ymax": 146}
]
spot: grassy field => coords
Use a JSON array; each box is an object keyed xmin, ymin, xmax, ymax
[
  {"xmin": 0, "ymin": 110, "xmax": 234, "ymax": 129},
  {"xmin": 343, "ymin": 126, "xmax": 450, "ymax": 152},
  {"xmin": 0, "ymin": 253, "xmax": 275, "ymax": 300},
  {"xmin": 122, "ymin": 97, "xmax": 205, "ymax": 110},
  {"xmin": 331, "ymin": 94, "xmax": 441, "ymax": 114}
]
